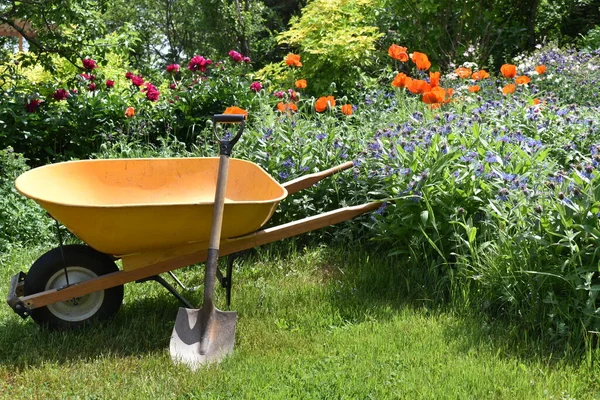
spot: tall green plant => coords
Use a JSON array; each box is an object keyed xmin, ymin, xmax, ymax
[{"xmin": 276, "ymin": 0, "xmax": 383, "ymax": 96}]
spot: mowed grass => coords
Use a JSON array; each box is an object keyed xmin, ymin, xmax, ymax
[{"xmin": 0, "ymin": 242, "xmax": 598, "ymax": 399}]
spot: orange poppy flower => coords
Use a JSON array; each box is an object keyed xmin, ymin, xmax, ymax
[
  {"xmin": 285, "ymin": 53, "xmax": 302, "ymax": 67},
  {"xmin": 429, "ymin": 71, "xmax": 440, "ymax": 87},
  {"xmin": 500, "ymin": 64, "xmax": 517, "ymax": 78},
  {"xmin": 411, "ymin": 51, "xmax": 431, "ymax": 71},
  {"xmin": 277, "ymin": 102, "xmax": 298, "ymax": 113},
  {"xmin": 535, "ymin": 65, "xmax": 546, "ymax": 75},
  {"xmin": 223, "ymin": 106, "xmax": 248, "ymax": 118},
  {"xmin": 502, "ymin": 83, "xmax": 516, "ymax": 95},
  {"xmin": 455, "ymin": 67, "xmax": 472, "ymax": 79},
  {"xmin": 515, "ymin": 75, "xmax": 531, "ymax": 85},
  {"xmin": 532, "ymin": 98, "xmax": 541, "ymax": 105},
  {"xmin": 422, "ymin": 92, "xmax": 439, "ymax": 104},
  {"xmin": 392, "ymin": 72, "xmax": 409, "ymax": 88},
  {"xmin": 422, "ymin": 86, "xmax": 446, "ymax": 104},
  {"xmin": 472, "ymin": 70, "xmax": 490, "ymax": 80},
  {"xmin": 341, "ymin": 104, "xmax": 353, "ymax": 115},
  {"xmin": 407, "ymin": 79, "xmax": 431, "ymax": 94},
  {"xmin": 124, "ymin": 106, "xmax": 135, "ymax": 118},
  {"xmin": 468, "ymin": 85, "xmax": 480, "ymax": 93},
  {"xmin": 388, "ymin": 44, "xmax": 409, "ymax": 62},
  {"xmin": 315, "ymin": 96, "xmax": 335, "ymax": 112},
  {"xmin": 295, "ymin": 79, "xmax": 307, "ymax": 89}
]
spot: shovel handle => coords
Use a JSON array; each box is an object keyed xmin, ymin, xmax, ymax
[
  {"xmin": 204, "ymin": 114, "xmax": 246, "ymax": 307},
  {"xmin": 213, "ymin": 114, "xmax": 246, "ymax": 156}
]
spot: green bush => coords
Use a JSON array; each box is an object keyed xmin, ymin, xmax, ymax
[
  {"xmin": 275, "ymin": 0, "xmax": 383, "ymax": 97},
  {"xmin": 579, "ymin": 26, "xmax": 600, "ymax": 51},
  {"xmin": 0, "ymin": 147, "xmax": 52, "ymax": 252}
]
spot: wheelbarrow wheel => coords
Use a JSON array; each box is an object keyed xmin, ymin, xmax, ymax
[{"xmin": 24, "ymin": 244, "xmax": 124, "ymax": 330}]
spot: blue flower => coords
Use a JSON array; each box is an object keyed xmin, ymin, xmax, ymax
[
  {"xmin": 484, "ymin": 151, "xmax": 500, "ymax": 163},
  {"xmin": 460, "ymin": 151, "xmax": 478, "ymax": 163},
  {"xmin": 281, "ymin": 158, "xmax": 294, "ymax": 168},
  {"xmin": 279, "ymin": 171, "xmax": 289, "ymax": 180},
  {"xmin": 497, "ymin": 188, "xmax": 510, "ymax": 201}
]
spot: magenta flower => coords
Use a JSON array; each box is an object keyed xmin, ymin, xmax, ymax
[
  {"xmin": 273, "ymin": 91, "xmax": 285, "ymax": 99},
  {"xmin": 188, "ymin": 55, "xmax": 212, "ymax": 72},
  {"xmin": 88, "ymin": 83, "xmax": 97, "ymax": 91},
  {"xmin": 82, "ymin": 58, "xmax": 97, "ymax": 70},
  {"xmin": 228, "ymin": 50, "xmax": 243, "ymax": 63},
  {"xmin": 250, "ymin": 81, "xmax": 263, "ymax": 92},
  {"xmin": 53, "ymin": 89, "xmax": 70, "ymax": 101},
  {"xmin": 169, "ymin": 83, "xmax": 177, "ymax": 90},
  {"xmin": 80, "ymin": 73, "xmax": 95, "ymax": 81},
  {"xmin": 131, "ymin": 75, "xmax": 144, "ymax": 87},
  {"xmin": 106, "ymin": 79, "xmax": 115, "ymax": 88},
  {"xmin": 125, "ymin": 71, "xmax": 134, "ymax": 79},
  {"xmin": 25, "ymin": 99, "xmax": 42, "ymax": 113},
  {"xmin": 243, "ymin": 56, "xmax": 251, "ymax": 63},
  {"xmin": 166, "ymin": 64, "xmax": 180, "ymax": 73},
  {"xmin": 143, "ymin": 83, "xmax": 160, "ymax": 102}
]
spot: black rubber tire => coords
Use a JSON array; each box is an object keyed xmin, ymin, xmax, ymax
[{"xmin": 24, "ymin": 244, "xmax": 124, "ymax": 330}]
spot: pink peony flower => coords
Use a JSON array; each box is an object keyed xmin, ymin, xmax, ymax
[
  {"xmin": 143, "ymin": 83, "xmax": 160, "ymax": 102},
  {"xmin": 106, "ymin": 79, "xmax": 115, "ymax": 88},
  {"xmin": 53, "ymin": 88, "xmax": 70, "ymax": 101},
  {"xmin": 131, "ymin": 75, "xmax": 144, "ymax": 87},
  {"xmin": 25, "ymin": 99, "xmax": 42, "ymax": 113},
  {"xmin": 80, "ymin": 73, "xmax": 95, "ymax": 81},
  {"xmin": 88, "ymin": 83, "xmax": 97, "ymax": 91},
  {"xmin": 166, "ymin": 64, "xmax": 180, "ymax": 73},
  {"xmin": 288, "ymin": 89, "xmax": 299, "ymax": 101},
  {"xmin": 82, "ymin": 58, "xmax": 97, "ymax": 70},
  {"xmin": 250, "ymin": 81, "xmax": 263, "ymax": 92},
  {"xmin": 125, "ymin": 71, "xmax": 134, "ymax": 79},
  {"xmin": 243, "ymin": 56, "xmax": 251, "ymax": 63},
  {"xmin": 188, "ymin": 55, "xmax": 212, "ymax": 72},
  {"xmin": 228, "ymin": 50, "xmax": 243, "ymax": 63}
]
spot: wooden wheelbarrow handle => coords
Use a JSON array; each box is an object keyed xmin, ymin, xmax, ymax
[
  {"xmin": 19, "ymin": 201, "xmax": 382, "ymax": 310},
  {"xmin": 283, "ymin": 161, "xmax": 354, "ymax": 195}
]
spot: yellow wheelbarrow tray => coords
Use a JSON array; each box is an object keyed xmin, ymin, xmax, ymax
[{"xmin": 6, "ymin": 157, "xmax": 381, "ymax": 325}]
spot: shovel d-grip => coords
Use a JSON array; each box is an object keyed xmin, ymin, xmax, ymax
[{"xmin": 170, "ymin": 114, "xmax": 245, "ymax": 368}]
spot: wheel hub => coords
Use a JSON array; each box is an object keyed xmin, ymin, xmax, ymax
[{"xmin": 44, "ymin": 267, "xmax": 104, "ymax": 322}]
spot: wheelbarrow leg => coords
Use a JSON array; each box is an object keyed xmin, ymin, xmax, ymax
[
  {"xmin": 216, "ymin": 250, "xmax": 250, "ymax": 308},
  {"xmin": 137, "ymin": 275, "xmax": 194, "ymax": 309},
  {"xmin": 168, "ymin": 271, "xmax": 188, "ymax": 291}
]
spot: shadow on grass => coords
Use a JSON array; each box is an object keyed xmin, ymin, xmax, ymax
[
  {"xmin": 1, "ymin": 242, "xmax": 594, "ymax": 369},
  {"xmin": 0, "ymin": 293, "xmax": 182, "ymax": 368},
  {"xmin": 307, "ymin": 245, "xmax": 596, "ymax": 366}
]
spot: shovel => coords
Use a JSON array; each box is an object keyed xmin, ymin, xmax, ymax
[{"xmin": 170, "ymin": 113, "xmax": 245, "ymax": 369}]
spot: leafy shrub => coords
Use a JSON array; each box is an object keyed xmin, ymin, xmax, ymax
[
  {"xmin": 0, "ymin": 50, "xmax": 267, "ymax": 164},
  {"xmin": 579, "ymin": 26, "xmax": 600, "ymax": 51},
  {"xmin": 275, "ymin": 0, "xmax": 383, "ymax": 97},
  {"xmin": 0, "ymin": 147, "xmax": 52, "ymax": 252}
]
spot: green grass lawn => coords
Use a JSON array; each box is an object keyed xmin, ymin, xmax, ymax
[{"xmin": 1, "ymin": 243, "xmax": 598, "ymax": 399}]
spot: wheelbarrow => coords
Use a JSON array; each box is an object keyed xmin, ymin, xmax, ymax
[{"xmin": 6, "ymin": 115, "xmax": 381, "ymax": 365}]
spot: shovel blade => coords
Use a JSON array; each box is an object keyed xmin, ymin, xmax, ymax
[{"xmin": 170, "ymin": 307, "xmax": 237, "ymax": 369}]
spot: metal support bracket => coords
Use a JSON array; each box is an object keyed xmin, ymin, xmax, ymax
[
  {"xmin": 136, "ymin": 275, "xmax": 194, "ymax": 309},
  {"xmin": 6, "ymin": 271, "xmax": 30, "ymax": 319},
  {"xmin": 216, "ymin": 250, "xmax": 250, "ymax": 308}
]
